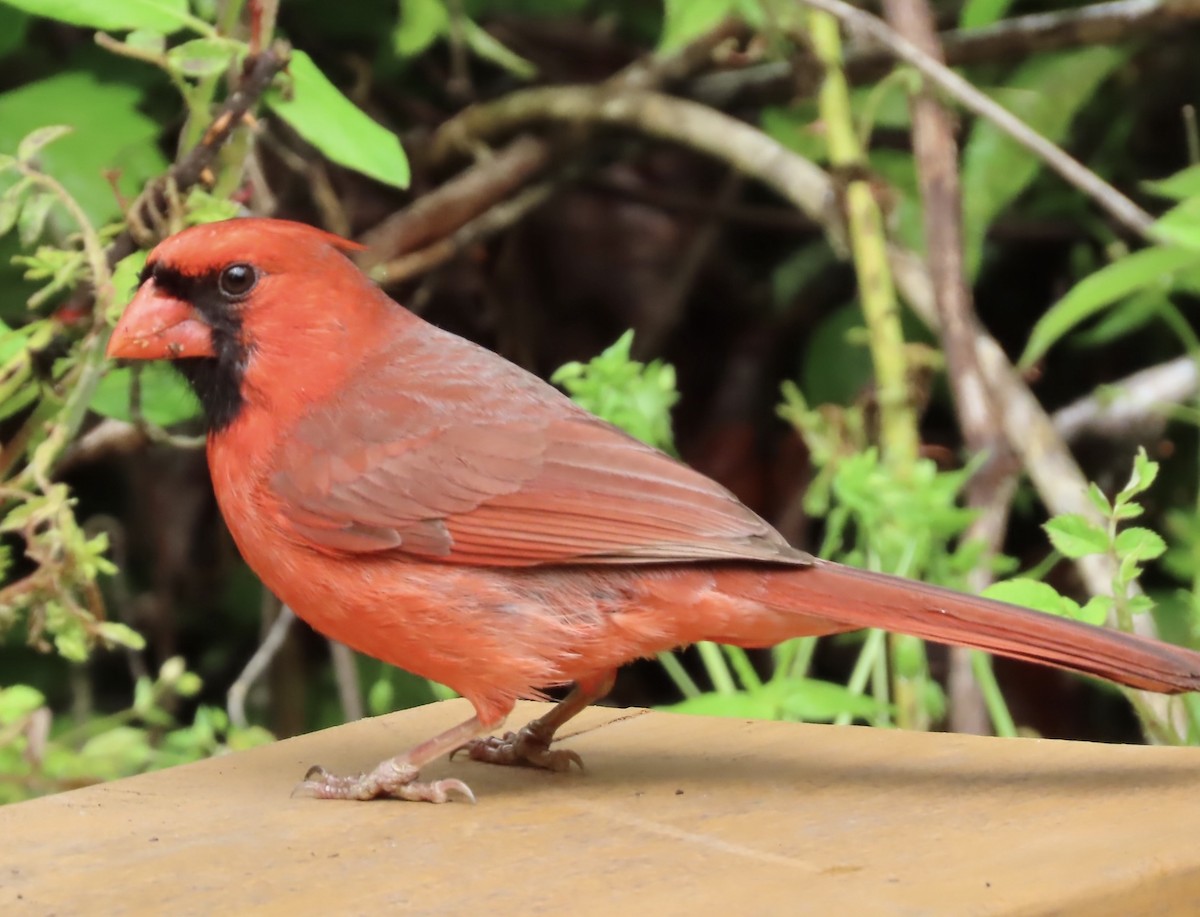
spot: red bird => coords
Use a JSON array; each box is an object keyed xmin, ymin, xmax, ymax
[{"xmin": 108, "ymin": 218, "xmax": 1200, "ymax": 803}]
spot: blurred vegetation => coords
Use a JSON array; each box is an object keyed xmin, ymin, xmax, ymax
[{"xmin": 2, "ymin": 0, "xmax": 1200, "ymax": 803}]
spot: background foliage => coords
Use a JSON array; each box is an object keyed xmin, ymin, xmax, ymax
[{"xmin": 2, "ymin": 0, "xmax": 1200, "ymax": 802}]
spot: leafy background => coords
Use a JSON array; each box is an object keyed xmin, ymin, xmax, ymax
[{"xmin": 2, "ymin": 0, "xmax": 1200, "ymax": 802}]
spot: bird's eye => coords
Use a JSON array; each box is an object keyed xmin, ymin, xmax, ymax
[{"xmin": 218, "ymin": 263, "xmax": 258, "ymax": 300}]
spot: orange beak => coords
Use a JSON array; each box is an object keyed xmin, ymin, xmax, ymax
[{"xmin": 106, "ymin": 282, "xmax": 216, "ymax": 360}]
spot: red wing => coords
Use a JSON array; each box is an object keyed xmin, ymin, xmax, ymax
[
  {"xmin": 273, "ymin": 414, "xmax": 806, "ymax": 566},
  {"xmin": 269, "ymin": 321, "xmax": 809, "ymax": 567}
]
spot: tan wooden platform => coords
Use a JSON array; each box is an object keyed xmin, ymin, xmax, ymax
[{"xmin": 2, "ymin": 698, "xmax": 1200, "ymax": 915}]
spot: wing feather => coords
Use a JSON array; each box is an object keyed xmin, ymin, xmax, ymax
[{"xmin": 269, "ymin": 321, "xmax": 809, "ymax": 568}]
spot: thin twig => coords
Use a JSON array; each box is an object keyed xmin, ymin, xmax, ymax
[
  {"xmin": 882, "ymin": 0, "xmax": 1011, "ymax": 734},
  {"xmin": 106, "ymin": 42, "xmax": 290, "ymax": 268},
  {"xmin": 689, "ymin": 0, "xmax": 1200, "ymax": 109},
  {"xmin": 228, "ymin": 604, "xmax": 294, "ymax": 729},
  {"xmin": 793, "ymin": 0, "xmax": 1156, "ymax": 237},
  {"xmin": 360, "ymin": 19, "xmax": 748, "ymax": 266},
  {"xmin": 329, "ymin": 642, "xmax": 363, "ymax": 722},
  {"xmin": 1053, "ymin": 355, "xmax": 1195, "ymax": 443},
  {"xmin": 371, "ymin": 177, "xmax": 562, "ymax": 285}
]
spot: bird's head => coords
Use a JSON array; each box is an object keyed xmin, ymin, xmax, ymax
[{"xmin": 108, "ymin": 218, "xmax": 378, "ymax": 431}]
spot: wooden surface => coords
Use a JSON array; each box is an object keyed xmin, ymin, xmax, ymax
[{"xmin": 3, "ymin": 698, "xmax": 1200, "ymax": 915}]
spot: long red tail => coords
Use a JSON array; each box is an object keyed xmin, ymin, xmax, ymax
[{"xmin": 769, "ymin": 561, "xmax": 1200, "ymax": 694}]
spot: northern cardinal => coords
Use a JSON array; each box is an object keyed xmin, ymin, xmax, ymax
[{"xmin": 107, "ymin": 218, "xmax": 1200, "ymax": 803}]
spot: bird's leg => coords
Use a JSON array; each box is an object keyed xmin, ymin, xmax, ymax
[
  {"xmin": 295, "ymin": 714, "xmax": 495, "ymax": 803},
  {"xmin": 453, "ymin": 671, "xmax": 617, "ymax": 772}
]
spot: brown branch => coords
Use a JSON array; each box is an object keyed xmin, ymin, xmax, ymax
[
  {"xmin": 882, "ymin": 0, "xmax": 1012, "ymax": 734},
  {"xmin": 792, "ymin": 0, "xmax": 1155, "ymax": 238},
  {"xmin": 106, "ymin": 42, "xmax": 290, "ymax": 268},
  {"xmin": 929, "ymin": 0, "xmax": 1200, "ymax": 65},
  {"xmin": 688, "ymin": 0, "xmax": 1200, "ymax": 108},
  {"xmin": 1053, "ymin": 355, "xmax": 1195, "ymax": 443},
  {"xmin": 371, "ymin": 177, "xmax": 562, "ymax": 285},
  {"xmin": 358, "ymin": 19, "xmax": 749, "ymax": 266},
  {"xmin": 428, "ymin": 87, "xmax": 838, "ymax": 230}
]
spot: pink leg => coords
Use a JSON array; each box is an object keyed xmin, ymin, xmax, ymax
[
  {"xmin": 453, "ymin": 672, "xmax": 617, "ymax": 772},
  {"xmin": 295, "ymin": 714, "xmax": 497, "ymax": 803}
]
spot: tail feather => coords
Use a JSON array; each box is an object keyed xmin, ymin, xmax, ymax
[{"xmin": 773, "ymin": 561, "xmax": 1200, "ymax": 695}]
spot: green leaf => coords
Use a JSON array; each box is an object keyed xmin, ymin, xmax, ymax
[
  {"xmin": 659, "ymin": 0, "xmax": 749, "ymax": 51},
  {"xmin": 959, "ymin": 0, "xmax": 1014, "ymax": 28},
  {"xmin": 265, "ymin": 51, "xmax": 409, "ymax": 189},
  {"xmin": 1086, "ymin": 482, "xmax": 1113, "ymax": 517},
  {"xmin": 90, "ymin": 363, "xmax": 201, "ymax": 427},
  {"xmin": 80, "ymin": 726, "xmax": 151, "ymax": 765},
  {"xmin": 1121, "ymin": 448, "xmax": 1159, "ymax": 500},
  {"xmin": 393, "ymin": 0, "xmax": 447, "ymax": 57},
  {"xmin": 16, "ymin": 125, "xmax": 72, "ymax": 163},
  {"xmin": 982, "ymin": 578, "xmax": 1083, "ymax": 620},
  {"xmin": 1044, "ymin": 514, "xmax": 1109, "ymax": 558},
  {"xmin": 1152, "ymin": 197, "xmax": 1200, "ymax": 252},
  {"xmin": 367, "ymin": 678, "xmax": 395, "ymax": 716},
  {"xmin": 0, "ymin": 4, "xmax": 29, "ymax": 60},
  {"xmin": 1072, "ymin": 288, "xmax": 1166, "ymax": 349},
  {"xmin": 961, "ymin": 48, "xmax": 1124, "ymax": 277},
  {"xmin": 0, "ymin": 189, "xmax": 19, "ymax": 236},
  {"xmin": 0, "ymin": 684, "xmax": 45, "ymax": 724},
  {"xmin": 16, "ymin": 191, "xmax": 52, "ymax": 247},
  {"xmin": 778, "ymin": 678, "xmax": 886, "ymax": 722},
  {"xmin": 54, "ymin": 623, "xmax": 88, "ymax": 662},
  {"xmin": 1114, "ymin": 527, "xmax": 1167, "ymax": 563},
  {"xmin": 97, "ymin": 621, "xmax": 147, "ymax": 651},
  {"xmin": 665, "ymin": 690, "xmax": 778, "ymax": 719},
  {"xmin": 166, "ymin": 38, "xmax": 239, "ymax": 79},
  {"xmin": 1144, "ymin": 164, "xmax": 1200, "ymax": 201},
  {"xmin": 0, "ymin": 71, "xmax": 169, "ymax": 227},
  {"xmin": 124, "ymin": 29, "xmax": 166, "ymax": 54},
  {"xmin": 1077, "ymin": 595, "xmax": 1112, "ymax": 626},
  {"xmin": 0, "ymin": 0, "xmax": 196, "ymax": 33},
  {"xmin": 1021, "ymin": 246, "xmax": 1199, "ymax": 367},
  {"xmin": 552, "ymin": 331, "xmax": 679, "ymax": 453},
  {"xmin": 462, "ymin": 19, "xmax": 536, "ymax": 80}
]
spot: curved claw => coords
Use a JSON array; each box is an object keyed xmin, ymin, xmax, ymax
[
  {"xmin": 455, "ymin": 728, "xmax": 584, "ymax": 773},
  {"xmin": 292, "ymin": 762, "xmax": 475, "ymax": 803}
]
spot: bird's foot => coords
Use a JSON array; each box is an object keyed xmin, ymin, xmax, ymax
[
  {"xmin": 293, "ymin": 761, "xmax": 476, "ymax": 803},
  {"xmin": 452, "ymin": 723, "xmax": 583, "ymax": 772}
]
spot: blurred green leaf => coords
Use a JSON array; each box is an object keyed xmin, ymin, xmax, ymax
[
  {"xmin": 1152, "ymin": 197, "xmax": 1200, "ymax": 252},
  {"xmin": 462, "ymin": 18, "xmax": 536, "ymax": 79},
  {"xmin": 393, "ymin": 0, "xmax": 448, "ymax": 57},
  {"xmin": 166, "ymin": 38, "xmax": 240, "ymax": 79},
  {"xmin": 0, "ymin": 685, "xmax": 45, "ymax": 724},
  {"xmin": 982, "ymin": 578, "xmax": 1086, "ymax": 620},
  {"xmin": 265, "ymin": 50, "xmax": 410, "ymax": 189},
  {"xmin": 0, "ymin": 4, "xmax": 28, "ymax": 59},
  {"xmin": 1144, "ymin": 164, "xmax": 1200, "ymax": 201},
  {"xmin": 959, "ymin": 0, "xmax": 1014, "ymax": 28},
  {"xmin": 90, "ymin": 363, "xmax": 201, "ymax": 427},
  {"xmin": 659, "ymin": 0, "xmax": 750, "ymax": 51},
  {"xmin": 0, "ymin": 0, "xmax": 196, "ymax": 33},
  {"xmin": 16, "ymin": 125, "xmax": 72, "ymax": 163},
  {"xmin": 0, "ymin": 72, "xmax": 169, "ymax": 226},
  {"xmin": 1022, "ymin": 246, "xmax": 1198, "ymax": 367},
  {"xmin": 961, "ymin": 48, "xmax": 1124, "ymax": 276},
  {"xmin": 800, "ymin": 303, "xmax": 873, "ymax": 407},
  {"xmin": 97, "ymin": 621, "xmax": 147, "ymax": 651}
]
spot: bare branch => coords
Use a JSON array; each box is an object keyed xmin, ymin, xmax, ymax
[
  {"xmin": 107, "ymin": 42, "xmax": 290, "ymax": 268},
  {"xmin": 360, "ymin": 19, "xmax": 748, "ymax": 266},
  {"xmin": 1053, "ymin": 356, "xmax": 1195, "ymax": 443},
  {"xmin": 792, "ymin": 0, "xmax": 1156, "ymax": 237}
]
